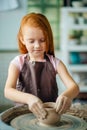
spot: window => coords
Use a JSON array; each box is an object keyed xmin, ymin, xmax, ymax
[{"xmin": 27, "ymin": 0, "xmax": 62, "ymax": 50}]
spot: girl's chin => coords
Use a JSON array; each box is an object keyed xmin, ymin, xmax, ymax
[
  {"xmin": 30, "ymin": 53, "xmax": 44, "ymax": 59},
  {"xmin": 32, "ymin": 51, "xmax": 44, "ymax": 55}
]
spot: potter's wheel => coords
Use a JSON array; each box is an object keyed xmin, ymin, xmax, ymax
[{"xmin": 10, "ymin": 113, "xmax": 87, "ymax": 130}]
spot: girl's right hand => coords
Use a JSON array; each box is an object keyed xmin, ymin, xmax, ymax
[{"xmin": 27, "ymin": 95, "xmax": 47, "ymax": 119}]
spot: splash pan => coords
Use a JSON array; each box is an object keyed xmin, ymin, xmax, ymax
[{"xmin": 0, "ymin": 105, "xmax": 87, "ymax": 130}]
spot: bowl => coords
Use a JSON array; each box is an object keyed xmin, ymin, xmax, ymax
[
  {"xmin": 72, "ymin": 1, "xmax": 83, "ymax": 7},
  {"xmin": 38, "ymin": 102, "xmax": 61, "ymax": 126}
]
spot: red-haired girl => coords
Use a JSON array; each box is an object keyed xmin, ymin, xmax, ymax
[{"xmin": 4, "ymin": 13, "xmax": 79, "ymax": 119}]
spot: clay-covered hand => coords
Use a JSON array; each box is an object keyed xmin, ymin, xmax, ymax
[
  {"xmin": 55, "ymin": 95, "xmax": 72, "ymax": 114},
  {"xmin": 27, "ymin": 95, "xmax": 47, "ymax": 119}
]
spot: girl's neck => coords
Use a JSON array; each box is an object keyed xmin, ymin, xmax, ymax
[{"xmin": 28, "ymin": 53, "xmax": 45, "ymax": 62}]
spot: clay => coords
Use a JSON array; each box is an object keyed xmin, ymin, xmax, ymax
[
  {"xmin": 0, "ymin": 105, "xmax": 87, "ymax": 130},
  {"xmin": 38, "ymin": 102, "xmax": 61, "ymax": 126}
]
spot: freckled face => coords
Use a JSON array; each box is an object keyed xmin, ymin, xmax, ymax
[{"xmin": 22, "ymin": 26, "xmax": 47, "ymax": 60}]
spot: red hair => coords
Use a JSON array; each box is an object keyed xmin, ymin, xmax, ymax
[{"xmin": 17, "ymin": 13, "xmax": 55, "ymax": 56}]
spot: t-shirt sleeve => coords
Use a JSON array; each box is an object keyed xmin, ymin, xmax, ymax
[
  {"xmin": 47, "ymin": 54, "xmax": 60, "ymax": 73},
  {"xmin": 10, "ymin": 55, "xmax": 25, "ymax": 71},
  {"xmin": 51, "ymin": 56, "xmax": 60, "ymax": 73}
]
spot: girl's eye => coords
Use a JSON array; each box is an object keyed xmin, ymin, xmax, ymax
[
  {"xmin": 28, "ymin": 40, "xmax": 34, "ymax": 44},
  {"xmin": 26, "ymin": 38, "xmax": 45, "ymax": 44},
  {"xmin": 40, "ymin": 38, "xmax": 46, "ymax": 43}
]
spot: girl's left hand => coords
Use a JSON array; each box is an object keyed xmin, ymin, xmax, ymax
[{"xmin": 55, "ymin": 95, "xmax": 72, "ymax": 114}]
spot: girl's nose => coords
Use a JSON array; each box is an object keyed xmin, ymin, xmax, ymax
[{"xmin": 34, "ymin": 41, "xmax": 40, "ymax": 48}]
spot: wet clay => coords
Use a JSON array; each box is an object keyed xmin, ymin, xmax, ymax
[
  {"xmin": 38, "ymin": 102, "xmax": 60, "ymax": 126},
  {"xmin": 1, "ymin": 104, "xmax": 87, "ymax": 130}
]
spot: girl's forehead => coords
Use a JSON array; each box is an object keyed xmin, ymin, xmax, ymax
[
  {"xmin": 22, "ymin": 25, "xmax": 43, "ymax": 32},
  {"xmin": 22, "ymin": 26, "xmax": 46, "ymax": 39},
  {"xmin": 22, "ymin": 26, "xmax": 46, "ymax": 36}
]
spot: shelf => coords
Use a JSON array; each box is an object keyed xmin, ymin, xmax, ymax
[
  {"xmin": 79, "ymin": 86, "xmax": 87, "ymax": 92},
  {"xmin": 68, "ymin": 45, "xmax": 87, "ymax": 52},
  {"xmin": 69, "ymin": 25, "xmax": 87, "ymax": 30},
  {"xmin": 62, "ymin": 7, "xmax": 87, "ymax": 13},
  {"xmin": 60, "ymin": 7, "xmax": 87, "ymax": 94},
  {"xmin": 69, "ymin": 64, "xmax": 87, "ymax": 72},
  {"xmin": 27, "ymin": 4, "xmax": 58, "ymax": 8},
  {"xmin": 0, "ymin": 49, "xmax": 18, "ymax": 52}
]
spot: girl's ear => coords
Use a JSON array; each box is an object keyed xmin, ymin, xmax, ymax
[{"xmin": 20, "ymin": 36, "xmax": 25, "ymax": 45}]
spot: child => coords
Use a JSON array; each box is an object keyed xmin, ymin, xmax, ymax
[{"xmin": 4, "ymin": 13, "xmax": 79, "ymax": 119}]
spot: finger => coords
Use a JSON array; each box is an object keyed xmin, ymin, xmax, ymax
[
  {"xmin": 32, "ymin": 103, "xmax": 47, "ymax": 119},
  {"xmin": 31, "ymin": 104, "xmax": 40, "ymax": 118},
  {"xmin": 55, "ymin": 99, "xmax": 63, "ymax": 113},
  {"xmin": 59, "ymin": 98, "xmax": 71, "ymax": 114},
  {"xmin": 60, "ymin": 97, "xmax": 67, "ymax": 113},
  {"xmin": 38, "ymin": 103, "xmax": 47, "ymax": 118}
]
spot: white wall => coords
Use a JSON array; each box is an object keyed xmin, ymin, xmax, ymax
[
  {"xmin": 0, "ymin": 0, "xmax": 27, "ymax": 50},
  {"xmin": 0, "ymin": 0, "xmax": 27, "ymax": 112}
]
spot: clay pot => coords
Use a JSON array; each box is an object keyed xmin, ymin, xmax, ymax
[{"xmin": 38, "ymin": 102, "xmax": 61, "ymax": 126}]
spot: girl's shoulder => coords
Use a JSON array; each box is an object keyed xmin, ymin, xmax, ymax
[
  {"xmin": 46, "ymin": 54, "xmax": 60, "ymax": 73},
  {"xmin": 10, "ymin": 54, "xmax": 27, "ymax": 71}
]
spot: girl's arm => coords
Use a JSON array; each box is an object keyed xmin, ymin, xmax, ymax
[
  {"xmin": 4, "ymin": 63, "xmax": 46, "ymax": 119},
  {"xmin": 4, "ymin": 63, "xmax": 31, "ymax": 104},
  {"xmin": 57, "ymin": 60, "xmax": 79, "ymax": 99},
  {"xmin": 55, "ymin": 60, "xmax": 79, "ymax": 114}
]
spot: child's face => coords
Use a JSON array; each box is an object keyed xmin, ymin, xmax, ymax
[{"xmin": 21, "ymin": 26, "xmax": 47, "ymax": 60}]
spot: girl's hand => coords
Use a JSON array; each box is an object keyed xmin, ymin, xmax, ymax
[
  {"xmin": 55, "ymin": 95, "xmax": 72, "ymax": 114},
  {"xmin": 27, "ymin": 95, "xmax": 47, "ymax": 119}
]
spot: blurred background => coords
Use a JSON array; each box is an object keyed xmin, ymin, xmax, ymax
[{"xmin": 0, "ymin": 0, "xmax": 87, "ymax": 112}]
